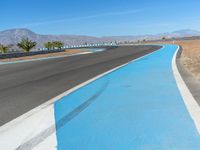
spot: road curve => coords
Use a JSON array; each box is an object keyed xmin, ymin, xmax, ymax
[
  {"xmin": 54, "ymin": 45, "xmax": 200, "ymax": 149},
  {"xmin": 0, "ymin": 45, "xmax": 160, "ymax": 126}
]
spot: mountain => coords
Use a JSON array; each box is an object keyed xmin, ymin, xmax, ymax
[
  {"xmin": 171, "ymin": 29, "xmax": 200, "ymax": 37},
  {"xmin": 106, "ymin": 29, "xmax": 200, "ymax": 41},
  {"xmin": 0, "ymin": 28, "xmax": 200, "ymax": 50},
  {"xmin": 0, "ymin": 28, "xmax": 113, "ymax": 50}
]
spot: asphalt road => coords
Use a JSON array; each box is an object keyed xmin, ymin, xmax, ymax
[{"xmin": 0, "ymin": 45, "xmax": 161, "ymax": 126}]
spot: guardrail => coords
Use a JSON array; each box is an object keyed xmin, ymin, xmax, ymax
[
  {"xmin": 39, "ymin": 43, "xmax": 117, "ymax": 51},
  {"xmin": 0, "ymin": 49, "xmax": 65, "ymax": 59},
  {"xmin": 0, "ymin": 43, "xmax": 117, "ymax": 59}
]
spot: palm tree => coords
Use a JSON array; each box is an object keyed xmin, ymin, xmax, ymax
[
  {"xmin": 44, "ymin": 42, "xmax": 53, "ymax": 50},
  {"xmin": 17, "ymin": 38, "xmax": 37, "ymax": 52},
  {"xmin": 0, "ymin": 44, "xmax": 9, "ymax": 54},
  {"xmin": 52, "ymin": 41, "xmax": 64, "ymax": 50},
  {"xmin": 162, "ymin": 37, "xmax": 166, "ymax": 40}
]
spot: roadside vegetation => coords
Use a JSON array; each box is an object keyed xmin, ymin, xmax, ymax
[
  {"xmin": 0, "ymin": 44, "xmax": 9, "ymax": 54},
  {"xmin": 44, "ymin": 41, "xmax": 64, "ymax": 50},
  {"xmin": 53, "ymin": 41, "xmax": 64, "ymax": 50},
  {"xmin": 17, "ymin": 38, "xmax": 37, "ymax": 52},
  {"xmin": 44, "ymin": 42, "xmax": 53, "ymax": 50},
  {"xmin": 0, "ymin": 38, "xmax": 65, "ymax": 56}
]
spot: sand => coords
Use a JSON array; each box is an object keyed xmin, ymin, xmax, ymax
[{"xmin": 178, "ymin": 40, "xmax": 200, "ymax": 80}]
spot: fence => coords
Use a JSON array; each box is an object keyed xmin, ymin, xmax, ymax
[
  {"xmin": 0, "ymin": 49, "xmax": 65, "ymax": 59},
  {"xmin": 0, "ymin": 42, "xmax": 117, "ymax": 59}
]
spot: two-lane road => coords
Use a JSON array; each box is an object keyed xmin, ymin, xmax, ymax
[{"xmin": 0, "ymin": 45, "xmax": 161, "ymax": 126}]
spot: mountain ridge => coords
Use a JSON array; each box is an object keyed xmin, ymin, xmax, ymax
[{"xmin": 0, "ymin": 28, "xmax": 200, "ymax": 49}]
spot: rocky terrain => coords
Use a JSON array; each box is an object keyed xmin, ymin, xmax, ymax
[{"xmin": 0, "ymin": 29, "xmax": 110, "ymax": 50}]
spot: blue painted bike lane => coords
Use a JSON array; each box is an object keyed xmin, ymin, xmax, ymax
[{"xmin": 54, "ymin": 45, "xmax": 200, "ymax": 149}]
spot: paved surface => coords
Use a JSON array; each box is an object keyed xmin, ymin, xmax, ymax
[
  {"xmin": 54, "ymin": 45, "xmax": 200, "ymax": 149},
  {"xmin": 0, "ymin": 45, "xmax": 160, "ymax": 126}
]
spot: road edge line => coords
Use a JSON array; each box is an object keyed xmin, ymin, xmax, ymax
[{"xmin": 172, "ymin": 45, "xmax": 200, "ymax": 134}]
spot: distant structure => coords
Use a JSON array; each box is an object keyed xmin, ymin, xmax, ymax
[{"xmin": 39, "ymin": 42, "xmax": 117, "ymax": 51}]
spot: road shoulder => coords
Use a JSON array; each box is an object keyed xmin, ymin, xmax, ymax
[
  {"xmin": 173, "ymin": 45, "xmax": 200, "ymax": 134},
  {"xmin": 176, "ymin": 46, "xmax": 200, "ymax": 104}
]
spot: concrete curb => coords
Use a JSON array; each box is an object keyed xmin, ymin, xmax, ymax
[
  {"xmin": 176, "ymin": 46, "xmax": 200, "ymax": 104},
  {"xmin": 172, "ymin": 45, "xmax": 200, "ymax": 134}
]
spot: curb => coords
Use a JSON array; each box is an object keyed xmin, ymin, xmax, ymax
[{"xmin": 172, "ymin": 45, "xmax": 200, "ymax": 134}]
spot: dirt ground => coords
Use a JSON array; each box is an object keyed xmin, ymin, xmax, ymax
[
  {"xmin": 0, "ymin": 49, "xmax": 89, "ymax": 62},
  {"xmin": 149, "ymin": 40, "xmax": 200, "ymax": 80},
  {"xmin": 178, "ymin": 40, "xmax": 200, "ymax": 80}
]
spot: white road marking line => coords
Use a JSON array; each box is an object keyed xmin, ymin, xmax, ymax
[
  {"xmin": 172, "ymin": 45, "xmax": 200, "ymax": 134},
  {"xmin": 0, "ymin": 105, "xmax": 57, "ymax": 150}
]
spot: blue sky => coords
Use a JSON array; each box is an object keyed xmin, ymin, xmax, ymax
[{"xmin": 1, "ymin": 0, "xmax": 200, "ymax": 36}]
